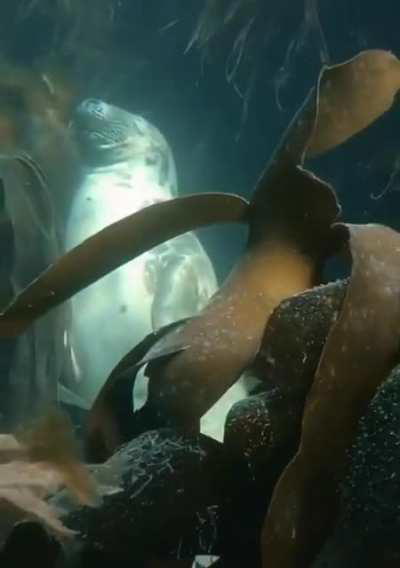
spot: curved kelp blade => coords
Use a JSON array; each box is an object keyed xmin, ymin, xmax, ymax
[
  {"xmin": 0, "ymin": 193, "xmax": 249, "ymax": 337},
  {"xmin": 253, "ymin": 50, "xmax": 400, "ymax": 212},
  {"xmin": 86, "ymin": 168, "xmax": 341, "ymax": 461},
  {"xmin": 78, "ymin": 50, "xmax": 394, "ymax": 461},
  {"xmin": 307, "ymin": 49, "xmax": 400, "ymax": 157},
  {"xmin": 85, "ymin": 55, "xmax": 354, "ymax": 460},
  {"xmin": 261, "ymin": 224, "xmax": 400, "ymax": 568}
]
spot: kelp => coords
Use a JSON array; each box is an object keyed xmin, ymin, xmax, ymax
[
  {"xmin": 86, "ymin": 49, "xmax": 400, "ymax": 461},
  {"xmin": 261, "ymin": 224, "xmax": 400, "ymax": 568},
  {"xmin": 313, "ymin": 363, "xmax": 400, "ymax": 567},
  {"xmin": 0, "ymin": 193, "xmax": 248, "ymax": 337},
  {"xmin": 85, "ymin": 99, "xmax": 338, "ymax": 457},
  {"xmin": 307, "ymin": 49, "xmax": 400, "ymax": 156},
  {"xmin": 0, "ymin": 50, "xmax": 398, "ymax": 462},
  {"xmin": 0, "ymin": 35, "xmax": 398, "ymax": 567},
  {"xmin": 0, "ymin": 409, "xmax": 97, "ymax": 543},
  {"xmin": 0, "ymin": 62, "xmax": 82, "ymax": 428}
]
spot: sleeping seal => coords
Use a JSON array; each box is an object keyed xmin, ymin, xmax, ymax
[{"xmin": 66, "ymin": 99, "xmax": 248, "ymax": 439}]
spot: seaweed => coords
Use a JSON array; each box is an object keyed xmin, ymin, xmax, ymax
[
  {"xmin": 0, "ymin": 410, "xmax": 97, "ymax": 544},
  {"xmin": 86, "ymin": 49, "xmax": 400, "ymax": 461},
  {"xmin": 0, "ymin": 49, "xmax": 400, "ymax": 565},
  {"xmin": 261, "ymin": 224, "xmax": 400, "ymax": 567}
]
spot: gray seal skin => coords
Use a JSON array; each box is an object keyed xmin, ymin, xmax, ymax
[{"xmin": 65, "ymin": 99, "xmax": 249, "ymax": 439}]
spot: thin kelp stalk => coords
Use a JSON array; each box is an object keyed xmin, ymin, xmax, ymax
[
  {"xmin": 275, "ymin": 0, "xmax": 329, "ymax": 110},
  {"xmin": 370, "ymin": 154, "xmax": 400, "ymax": 200},
  {"xmin": 225, "ymin": 15, "xmax": 255, "ymax": 84},
  {"xmin": 0, "ymin": 193, "xmax": 249, "ymax": 337}
]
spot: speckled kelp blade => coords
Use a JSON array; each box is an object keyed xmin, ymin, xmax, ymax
[
  {"xmin": 307, "ymin": 50, "xmax": 400, "ymax": 157},
  {"xmin": 93, "ymin": 48, "xmax": 400, "ymax": 460},
  {"xmin": 261, "ymin": 224, "xmax": 400, "ymax": 568},
  {"xmin": 0, "ymin": 193, "xmax": 249, "ymax": 336},
  {"xmin": 252, "ymin": 50, "xmax": 400, "ymax": 213}
]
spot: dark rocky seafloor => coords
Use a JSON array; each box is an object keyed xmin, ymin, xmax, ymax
[{"xmin": 3, "ymin": 277, "xmax": 400, "ymax": 567}]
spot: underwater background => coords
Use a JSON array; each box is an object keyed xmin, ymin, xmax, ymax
[
  {"xmin": 1, "ymin": 0, "xmax": 398, "ymax": 280},
  {"xmin": 1, "ymin": 2, "xmax": 400, "ymax": 567}
]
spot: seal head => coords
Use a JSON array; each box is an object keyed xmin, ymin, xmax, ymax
[{"xmin": 71, "ymin": 98, "xmax": 177, "ymax": 195}]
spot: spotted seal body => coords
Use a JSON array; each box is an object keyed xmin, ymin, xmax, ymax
[{"xmin": 65, "ymin": 100, "xmax": 247, "ymax": 437}]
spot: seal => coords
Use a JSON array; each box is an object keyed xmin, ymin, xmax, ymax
[{"xmin": 65, "ymin": 99, "xmax": 249, "ymax": 438}]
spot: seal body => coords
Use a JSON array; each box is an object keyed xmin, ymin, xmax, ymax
[
  {"xmin": 66, "ymin": 100, "xmax": 223, "ymax": 409},
  {"xmin": 65, "ymin": 100, "xmax": 249, "ymax": 439}
]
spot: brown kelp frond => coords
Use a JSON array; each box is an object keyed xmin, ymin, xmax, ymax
[
  {"xmin": 0, "ymin": 193, "xmax": 249, "ymax": 338},
  {"xmin": 0, "ymin": 409, "xmax": 97, "ymax": 540},
  {"xmin": 250, "ymin": 49, "xmax": 400, "ymax": 233},
  {"xmin": 87, "ymin": 50, "xmax": 398, "ymax": 460},
  {"xmin": 86, "ymin": 52, "xmax": 360, "ymax": 461},
  {"xmin": 248, "ymin": 164, "xmax": 340, "ymax": 260},
  {"xmin": 1, "ymin": 50, "xmax": 396, "ymax": 342},
  {"xmin": 254, "ymin": 49, "xmax": 400, "ymax": 201},
  {"xmin": 87, "ymin": 172, "xmax": 339, "ymax": 460},
  {"xmin": 15, "ymin": 409, "xmax": 98, "ymax": 506},
  {"xmin": 307, "ymin": 50, "xmax": 400, "ymax": 157},
  {"xmin": 261, "ymin": 223, "xmax": 400, "ymax": 568}
]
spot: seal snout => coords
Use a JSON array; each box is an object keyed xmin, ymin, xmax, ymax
[{"xmin": 79, "ymin": 98, "xmax": 105, "ymax": 116}]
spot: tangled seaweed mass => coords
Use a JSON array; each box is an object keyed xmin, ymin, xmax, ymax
[{"xmin": 2, "ymin": 49, "xmax": 400, "ymax": 566}]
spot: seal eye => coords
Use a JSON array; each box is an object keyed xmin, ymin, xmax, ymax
[{"xmin": 82, "ymin": 98, "xmax": 105, "ymax": 116}]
